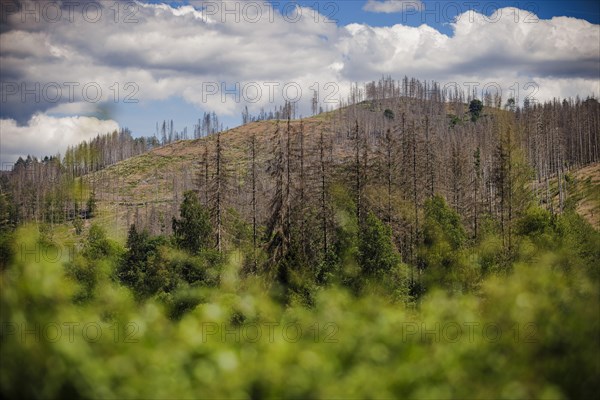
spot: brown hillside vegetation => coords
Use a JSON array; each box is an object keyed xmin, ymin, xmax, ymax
[
  {"xmin": 82, "ymin": 94, "xmax": 599, "ymax": 252},
  {"xmin": 570, "ymin": 163, "xmax": 600, "ymax": 229},
  {"xmin": 6, "ymin": 78, "xmax": 597, "ymax": 248}
]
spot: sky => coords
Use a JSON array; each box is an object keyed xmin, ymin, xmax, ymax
[{"xmin": 0, "ymin": 0, "xmax": 599, "ymax": 164}]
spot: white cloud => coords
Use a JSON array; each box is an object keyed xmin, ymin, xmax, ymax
[
  {"xmin": 0, "ymin": 114, "xmax": 119, "ymax": 164},
  {"xmin": 363, "ymin": 1, "xmax": 424, "ymax": 14},
  {"xmin": 45, "ymin": 102, "xmax": 102, "ymax": 116},
  {"xmin": 0, "ymin": 1, "xmax": 598, "ymax": 158},
  {"xmin": 337, "ymin": 8, "xmax": 599, "ymax": 100}
]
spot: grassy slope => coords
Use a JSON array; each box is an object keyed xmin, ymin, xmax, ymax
[
  {"xmin": 81, "ymin": 105, "xmax": 599, "ymax": 238},
  {"xmin": 82, "ymin": 117, "xmax": 331, "ymax": 239},
  {"xmin": 82, "ymin": 100, "xmax": 498, "ymax": 207},
  {"xmin": 569, "ymin": 163, "xmax": 600, "ymax": 229}
]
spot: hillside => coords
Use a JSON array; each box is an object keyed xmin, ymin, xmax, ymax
[
  {"xmin": 82, "ymin": 97, "xmax": 599, "ymax": 246},
  {"xmin": 83, "ymin": 117, "xmax": 330, "ymax": 239},
  {"xmin": 568, "ymin": 163, "xmax": 600, "ymax": 229},
  {"xmin": 4, "ymin": 101, "xmax": 599, "ymax": 399},
  {"xmin": 2, "ymin": 4, "xmax": 599, "ymax": 398}
]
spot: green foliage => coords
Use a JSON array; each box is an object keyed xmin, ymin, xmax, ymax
[
  {"xmin": 513, "ymin": 208, "xmax": 600, "ymax": 280},
  {"xmin": 66, "ymin": 224, "xmax": 123, "ymax": 303},
  {"xmin": 227, "ymin": 208, "xmax": 252, "ymax": 250},
  {"xmin": 86, "ymin": 192, "xmax": 97, "ymax": 217},
  {"xmin": 515, "ymin": 206, "xmax": 554, "ymax": 238},
  {"xmin": 383, "ymin": 109, "xmax": 395, "ymax": 120},
  {"xmin": 469, "ymin": 99, "xmax": 483, "ymax": 121},
  {"xmin": 418, "ymin": 196, "xmax": 473, "ymax": 291},
  {"xmin": 83, "ymin": 224, "xmax": 120, "ymax": 260},
  {"xmin": 172, "ymin": 191, "xmax": 212, "ymax": 255},
  {"xmin": 0, "ymin": 231, "xmax": 13, "ymax": 271},
  {"xmin": 330, "ymin": 184, "xmax": 360, "ymax": 285},
  {"xmin": 118, "ymin": 224, "xmax": 173, "ymax": 298},
  {"xmin": 358, "ymin": 211, "xmax": 400, "ymax": 276},
  {"xmin": 315, "ymin": 248, "xmax": 339, "ymax": 286},
  {"xmin": 72, "ymin": 216, "xmax": 84, "ymax": 235},
  {"xmin": 473, "ymin": 231, "xmax": 505, "ymax": 275},
  {"xmin": 447, "ymin": 113, "xmax": 462, "ymax": 127},
  {"xmin": 0, "ymin": 186, "xmax": 16, "ymax": 233},
  {"xmin": 480, "ymin": 262, "xmax": 599, "ymax": 399},
  {"xmin": 423, "ymin": 196, "xmax": 466, "ymax": 249},
  {"xmin": 118, "ymin": 224, "xmax": 223, "ymax": 301},
  {"xmin": 325, "ymin": 193, "xmax": 410, "ymax": 301},
  {"xmin": 559, "ymin": 211, "xmax": 600, "ymax": 280},
  {"xmin": 1, "ymin": 224, "xmax": 598, "ymax": 399}
]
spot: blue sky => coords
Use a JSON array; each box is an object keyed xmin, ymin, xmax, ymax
[
  {"xmin": 97, "ymin": 0, "xmax": 600, "ymax": 138},
  {"xmin": 117, "ymin": 0, "xmax": 600, "ymax": 138},
  {"xmin": 287, "ymin": 0, "xmax": 600, "ymax": 32},
  {"xmin": 157, "ymin": 1, "xmax": 600, "ymax": 30},
  {"xmin": 1, "ymin": 0, "xmax": 599, "ymax": 162}
]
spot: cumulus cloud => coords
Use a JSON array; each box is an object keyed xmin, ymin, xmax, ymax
[
  {"xmin": 363, "ymin": 1, "xmax": 424, "ymax": 14},
  {"xmin": 337, "ymin": 8, "xmax": 600, "ymax": 98},
  {"xmin": 0, "ymin": 114, "xmax": 119, "ymax": 164},
  {"xmin": 1, "ymin": 0, "xmax": 342, "ymax": 121},
  {"xmin": 0, "ymin": 0, "xmax": 598, "ymax": 160}
]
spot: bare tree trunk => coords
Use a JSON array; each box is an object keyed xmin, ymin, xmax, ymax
[
  {"xmin": 386, "ymin": 127, "xmax": 393, "ymax": 226},
  {"xmin": 319, "ymin": 128, "xmax": 328, "ymax": 256},
  {"xmin": 215, "ymin": 131, "xmax": 222, "ymax": 253},
  {"xmin": 412, "ymin": 120, "xmax": 419, "ymax": 241},
  {"xmin": 354, "ymin": 119, "xmax": 362, "ymax": 223},
  {"xmin": 251, "ymin": 131, "xmax": 257, "ymax": 270},
  {"xmin": 299, "ymin": 119, "xmax": 306, "ymax": 260},
  {"xmin": 425, "ymin": 116, "xmax": 434, "ymax": 198},
  {"xmin": 285, "ymin": 116, "xmax": 292, "ymax": 249}
]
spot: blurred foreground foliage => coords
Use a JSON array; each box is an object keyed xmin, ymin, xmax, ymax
[{"xmin": 1, "ymin": 204, "xmax": 599, "ymax": 399}]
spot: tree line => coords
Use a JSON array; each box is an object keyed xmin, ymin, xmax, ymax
[
  {"xmin": 1, "ymin": 77, "xmax": 598, "ymax": 298},
  {"xmin": 107, "ymin": 76, "xmax": 598, "ymax": 301}
]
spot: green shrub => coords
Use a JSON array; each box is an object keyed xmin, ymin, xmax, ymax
[
  {"xmin": 1, "ymin": 221, "xmax": 598, "ymax": 400},
  {"xmin": 359, "ymin": 211, "xmax": 400, "ymax": 276}
]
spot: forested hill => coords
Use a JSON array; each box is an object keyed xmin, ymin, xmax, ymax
[
  {"xmin": 3, "ymin": 80, "xmax": 600, "ymax": 248},
  {"xmin": 2, "ymin": 79, "xmax": 599, "ymax": 254},
  {"xmin": 79, "ymin": 92, "xmax": 599, "ymax": 248},
  {"xmin": 2, "ymin": 80, "xmax": 599, "ymax": 399}
]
